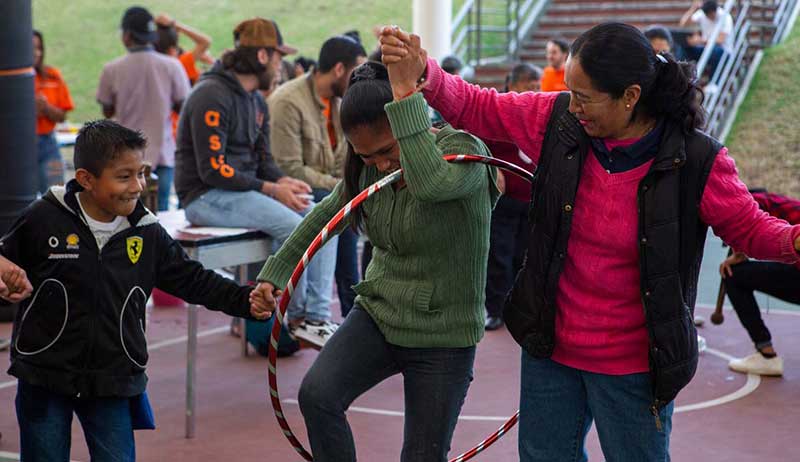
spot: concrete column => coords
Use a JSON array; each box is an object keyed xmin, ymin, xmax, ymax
[{"xmin": 412, "ymin": 0, "xmax": 452, "ymax": 61}]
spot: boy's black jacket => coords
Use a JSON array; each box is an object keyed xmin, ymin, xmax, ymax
[{"xmin": 0, "ymin": 180, "xmax": 254, "ymax": 398}]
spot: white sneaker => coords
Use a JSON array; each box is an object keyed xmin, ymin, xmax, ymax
[
  {"xmin": 697, "ymin": 335, "xmax": 707, "ymax": 354},
  {"xmin": 0, "ymin": 338, "xmax": 10, "ymax": 351},
  {"xmin": 694, "ymin": 315, "xmax": 705, "ymax": 327},
  {"xmin": 289, "ymin": 320, "xmax": 339, "ymax": 348},
  {"xmin": 728, "ymin": 352, "xmax": 783, "ymax": 376}
]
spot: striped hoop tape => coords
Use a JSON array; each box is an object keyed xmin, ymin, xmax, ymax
[{"xmin": 268, "ymin": 154, "xmax": 533, "ymax": 461}]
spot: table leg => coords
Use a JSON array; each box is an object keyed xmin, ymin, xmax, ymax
[
  {"xmin": 239, "ymin": 265, "xmax": 249, "ymax": 357},
  {"xmin": 185, "ymin": 303, "xmax": 198, "ymax": 438}
]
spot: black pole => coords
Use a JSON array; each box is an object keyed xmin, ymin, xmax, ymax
[{"xmin": 0, "ymin": 0, "xmax": 37, "ymax": 235}]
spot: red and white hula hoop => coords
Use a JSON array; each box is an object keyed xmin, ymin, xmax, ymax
[{"xmin": 267, "ymin": 154, "xmax": 533, "ymax": 461}]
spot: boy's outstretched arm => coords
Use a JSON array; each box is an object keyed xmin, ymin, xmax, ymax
[{"xmin": 154, "ymin": 226, "xmax": 257, "ymax": 319}]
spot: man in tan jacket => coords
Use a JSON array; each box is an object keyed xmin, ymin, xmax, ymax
[{"xmin": 268, "ymin": 35, "xmax": 367, "ymax": 317}]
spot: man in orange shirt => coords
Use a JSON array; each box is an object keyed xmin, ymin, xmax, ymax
[
  {"xmin": 540, "ymin": 38, "xmax": 569, "ymax": 92},
  {"xmin": 33, "ymin": 30, "xmax": 74, "ymax": 194}
]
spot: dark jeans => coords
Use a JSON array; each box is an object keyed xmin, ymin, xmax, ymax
[
  {"xmin": 298, "ymin": 307, "xmax": 475, "ymax": 462},
  {"xmin": 154, "ymin": 165, "xmax": 174, "ymax": 212},
  {"xmin": 16, "ymin": 380, "xmax": 136, "ymax": 462},
  {"xmin": 726, "ymin": 260, "xmax": 800, "ymax": 349},
  {"xmin": 684, "ymin": 44, "xmax": 726, "ymax": 78},
  {"xmin": 313, "ymin": 188, "xmax": 359, "ymax": 316},
  {"xmin": 485, "ymin": 195, "xmax": 529, "ymax": 318}
]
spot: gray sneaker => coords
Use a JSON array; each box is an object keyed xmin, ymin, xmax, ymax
[
  {"xmin": 290, "ymin": 320, "xmax": 339, "ymax": 348},
  {"xmin": 0, "ymin": 338, "xmax": 11, "ymax": 351}
]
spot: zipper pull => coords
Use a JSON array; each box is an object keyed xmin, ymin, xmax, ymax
[{"xmin": 650, "ymin": 405, "xmax": 663, "ymax": 432}]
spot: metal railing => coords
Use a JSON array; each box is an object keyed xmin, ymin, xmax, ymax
[
  {"xmin": 700, "ymin": 0, "xmax": 798, "ymax": 138},
  {"xmin": 451, "ymin": 0, "xmax": 549, "ymax": 66}
]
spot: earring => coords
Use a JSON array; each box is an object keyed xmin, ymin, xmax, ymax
[{"xmin": 626, "ymin": 104, "xmax": 631, "ymax": 109}]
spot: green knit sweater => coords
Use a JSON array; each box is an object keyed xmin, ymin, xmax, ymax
[{"xmin": 257, "ymin": 93, "xmax": 499, "ymax": 348}]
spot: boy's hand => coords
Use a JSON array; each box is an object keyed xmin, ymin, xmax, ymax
[
  {"xmin": 0, "ymin": 257, "xmax": 33, "ymax": 303},
  {"xmin": 249, "ymin": 282, "xmax": 280, "ymax": 320}
]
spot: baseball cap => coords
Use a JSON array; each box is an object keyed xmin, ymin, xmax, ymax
[
  {"xmin": 233, "ymin": 18, "xmax": 297, "ymax": 55},
  {"xmin": 121, "ymin": 6, "xmax": 157, "ymax": 44}
]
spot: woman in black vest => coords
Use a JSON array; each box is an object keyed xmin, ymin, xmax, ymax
[{"xmin": 380, "ymin": 22, "xmax": 800, "ymax": 461}]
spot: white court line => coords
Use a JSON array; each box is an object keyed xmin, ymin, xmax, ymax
[
  {"xmin": 0, "ymin": 325, "xmax": 230, "ymax": 391},
  {"xmin": 674, "ymin": 348, "xmax": 761, "ymax": 413},
  {"xmin": 696, "ymin": 303, "xmax": 800, "ymax": 317},
  {"xmin": 281, "ymin": 399, "xmax": 510, "ymax": 421},
  {"xmin": 282, "ymin": 347, "xmax": 761, "ymax": 420},
  {"xmin": 0, "ymin": 450, "xmax": 81, "ymax": 462}
]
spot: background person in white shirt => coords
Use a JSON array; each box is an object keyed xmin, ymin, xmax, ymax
[{"xmin": 680, "ymin": 0, "xmax": 733, "ymax": 78}]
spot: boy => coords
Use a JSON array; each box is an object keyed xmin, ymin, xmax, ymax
[{"xmin": 0, "ymin": 120, "xmax": 271, "ymax": 461}]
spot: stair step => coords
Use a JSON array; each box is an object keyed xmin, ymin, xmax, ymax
[{"xmin": 540, "ymin": 13, "xmax": 682, "ymax": 26}]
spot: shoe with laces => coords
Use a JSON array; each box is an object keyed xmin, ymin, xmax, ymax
[
  {"xmin": 728, "ymin": 352, "xmax": 783, "ymax": 376},
  {"xmin": 289, "ymin": 320, "xmax": 339, "ymax": 348}
]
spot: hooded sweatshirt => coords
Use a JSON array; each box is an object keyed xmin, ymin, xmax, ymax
[{"xmin": 175, "ymin": 61, "xmax": 284, "ymax": 206}]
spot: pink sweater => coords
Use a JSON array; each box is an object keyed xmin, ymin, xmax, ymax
[{"xmin": 423, "ymin": 58, "xmax": 800, "ymax": 375}]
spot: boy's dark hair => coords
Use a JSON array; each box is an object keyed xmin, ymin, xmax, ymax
[
  {"xmin": 644, "ymin": 25, "xmax": 674, "ymax": 46},
  {"xmin": 701, "ymin": 1, "xmax": 718, "ymax": 15},
  {"xmin": 505, "ymin": 62, "xmax": 542, "ymax": 91},
  {"xmin": 74, "ymin": 120, "xmax": 147, "ymax": 176},
  {"xmin": 547, "ymin": 38, "xmax": 570, "ymax": 53},
  {"xmin": 317, "ymin": 35, "xmax": 367, "ymax": 73},
  {"xmin": 154, "ymin": 24, "xmax": 179, "ymax": 54},
  {"xmin": 343, "ymin": 29, "xmax": 362, "ymax": 44}
]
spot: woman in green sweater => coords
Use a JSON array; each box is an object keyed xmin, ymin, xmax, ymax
[{"xmin": 252, "ymin": 61, "xmax": 498, "ymax": 462}]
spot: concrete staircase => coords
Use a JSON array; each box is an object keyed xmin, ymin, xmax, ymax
[{"xmin": 471, "ymin": 0, "xmax": 780, "ymax": 89}]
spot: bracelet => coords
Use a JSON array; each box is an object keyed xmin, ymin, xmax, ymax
[{"xmin": 396, "ymin": 80, "xmax": 430, "ymax": 101}]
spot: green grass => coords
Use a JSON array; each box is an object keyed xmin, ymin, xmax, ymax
[
  {"xmin": 32, "ymin": 0, "xmax": 415, "ymax": 123},
  {"xmin": 726, "ymin": 18, "xmax": 800, "ymax": 197}
]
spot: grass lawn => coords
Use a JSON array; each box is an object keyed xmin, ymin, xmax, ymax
[
  {"xmin": 726, "ymin": 18, "xmax": 800, "ymax": 197},
  {"xmin": 32, "ymin": 0, "xmax": 417, "ymax": 123}
]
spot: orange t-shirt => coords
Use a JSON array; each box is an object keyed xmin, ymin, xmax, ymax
[
  {"xmin": 171, "ymin": 52, "xmax": 202, "ymax": 138},
  {"xmin": 321, "ymin": 98, "xmax": 337, "ymax": 151},
  {"xmin": 540, "ymin": 66, "xmax": 568, "ymax": 92},
  {"xmin": 35, "ymin": 66, "xmax": 74, "ymax": 135}
]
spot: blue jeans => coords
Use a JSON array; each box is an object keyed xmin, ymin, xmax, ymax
[
  {"xmin": 37, "ymin": 132, "xmax": 64, "ymax": 195},
  {"xmin": 185, "ymin": 188, "xmax": 336, "ymax": 322},
  {"xmin": 154, "ymin": 165, "xmax": 173, "ymax": 211},
  {"xmin": 16, "ymin": 380, "xmax": 135, "ymax": 462},
  {"xmin": 519, "ymin": 354, "xmax": 673, "ymax": 462},
  {"xmin": 312, "ymin": 188, "xmax": 360, "ymax": 317},
  {"xmin": 299, "ymin": 307, "xmax": 475, "ymax": 462}
]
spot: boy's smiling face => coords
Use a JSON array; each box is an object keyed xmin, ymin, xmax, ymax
[{"xmin": 76, "ymin": 149, "xmax": 146, "ymax": 222}]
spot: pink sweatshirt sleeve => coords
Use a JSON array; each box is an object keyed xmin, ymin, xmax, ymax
[
  {"xmin": 423, "ymin": 57, "xmax": 559, "ymax": 166},
  {"xmin": 700, "ymin": 148, "xmax": 800, "ymax": 263}
]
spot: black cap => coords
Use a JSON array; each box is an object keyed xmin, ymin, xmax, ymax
[{"xmin": 121, "ymin": 6, "xmax": 157, "ymax": 44}]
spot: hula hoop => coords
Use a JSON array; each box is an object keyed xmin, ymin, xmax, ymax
[{"xmin": 267, "ymin": 154, "xmax": 533, "ymax": 461}]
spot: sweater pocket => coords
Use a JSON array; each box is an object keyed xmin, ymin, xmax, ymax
[{"xmin": 353, "ymin": 278, "xmax": 437, "ymax": 323}]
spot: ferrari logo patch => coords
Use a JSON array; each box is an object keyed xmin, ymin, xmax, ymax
[{"xmin": 126, "ymin": 236, "xmax": 143, "ymax": 264}]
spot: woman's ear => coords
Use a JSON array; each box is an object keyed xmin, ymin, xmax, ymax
[{"xmin": 624, "ymin": 84, "xmax": 642, "ymax": 109}]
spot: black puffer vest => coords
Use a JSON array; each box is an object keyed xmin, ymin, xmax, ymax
[{"xmin": 504, "ymin": 93, "xmax": 721, "ymax": 412}]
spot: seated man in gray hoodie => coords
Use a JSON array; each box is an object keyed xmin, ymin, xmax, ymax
[{"xmin": 175, "ymin": 18, "xmax": 338, "ymax": 348}]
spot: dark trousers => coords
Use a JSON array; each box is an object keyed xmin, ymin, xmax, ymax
[
  {"xmin": 298, "ymin": 307, "xmax": 475, "ymax": 462},
  {"xmin": 726, "ymin": 261, "xmax": 800, "ymax": 348},
  {"xmin": 16, "ymin": 380, "xmax": 136, "ymax": 462},
  {"xmin": 684, "ymin": 44, "xmax": 726, "ymax": 78},
  {"xmin": 313, "ymin": 188, "xmax": 360, "ymax": 317},
  {"xmin": 485, "ymin": 195, "xmax": 529, "ymax": 318}
]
